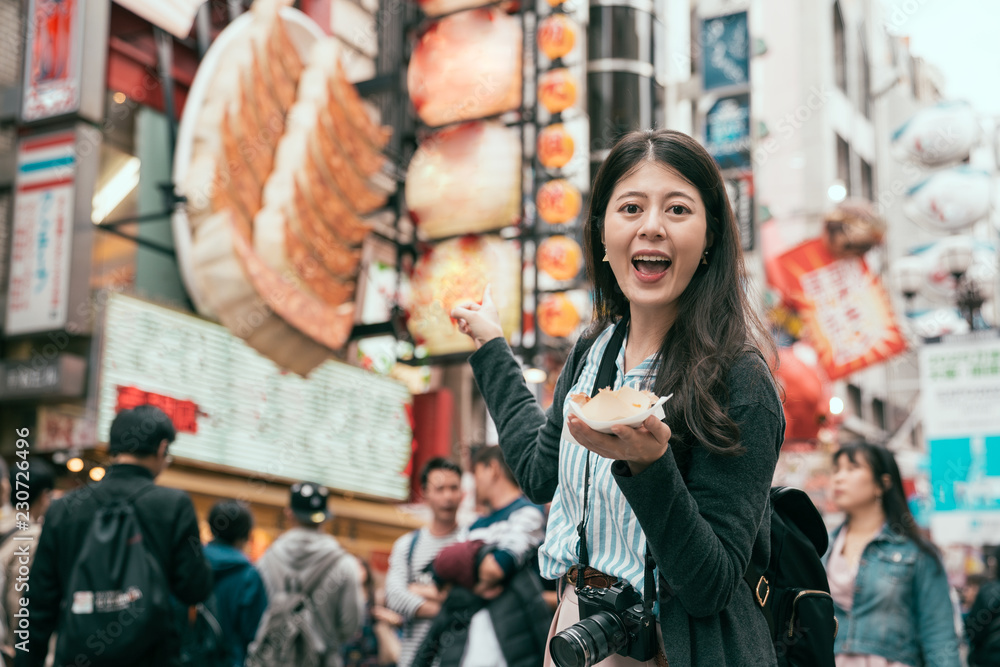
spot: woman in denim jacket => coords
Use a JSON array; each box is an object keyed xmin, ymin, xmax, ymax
[{"xmin": 825, "ymin": 442, "xmax": 960, "ymax": 667}]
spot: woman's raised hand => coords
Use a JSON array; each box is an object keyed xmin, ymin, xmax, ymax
[
  {"xmin": 567, "ymin": 413, "xmax": 673, "ymax": 476},
  {"xmin": 451, "ymin": 284, "xmax": 505, "ymax": 350}
]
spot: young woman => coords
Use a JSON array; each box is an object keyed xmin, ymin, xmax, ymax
[
  {"xmin": 826, "ymin": 442, "xmax": 961, "ymax": 667},
  {"xmin": 452, "ymin": 129, "xmax": 783, "ymax": 666}
]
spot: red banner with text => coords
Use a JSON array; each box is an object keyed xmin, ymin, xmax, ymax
[{"xmin": 768, "ymin": 239, "xmax": 907, "ymax": 380}]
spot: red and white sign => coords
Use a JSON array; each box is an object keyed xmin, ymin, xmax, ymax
[
  {"xmin": 5, "ymin": 132, "xmax": 77, "ymax": 335},
  {"xmin": 23, "ymin": 0, "xmax": 82, "ymax": 121},
  {"xmin": 36, "ymin": 406, "xmax": 96, "ymax": 452},
  {"xmin": 768, "ymin": 239, "xmax": 907, "ymax": 380}
]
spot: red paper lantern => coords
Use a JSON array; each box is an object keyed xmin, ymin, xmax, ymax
[
  {"xmin": 537, "ymin": 123, "xmax": 574, "ymax": 168},
  {"xmin": 539, "ymin": 68, "xmax": 577, "ymax": 114},
  {"xmin": 775, "ymin": 345, "xmax": 831, "ymax": 442},
  {"xmin": 538, "ymin": 15, "xmax": 576, "ymax": 60},
  {"xmin": 536, "ymin": 179, "xmax": 582, "ymax": 224}
]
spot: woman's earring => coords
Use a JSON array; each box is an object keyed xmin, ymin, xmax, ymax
[
  {"xmin": 602, "ymin": 246, "xmax": 609, "ymax": 262},
  {"xmin": 701, "ymin": 250, "xmax": 709, "ymax": 266}
]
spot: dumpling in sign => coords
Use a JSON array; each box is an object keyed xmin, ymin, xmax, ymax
[
  {"xmin": 407, "ymin": 8, "xmax": 522, "ymax": 128},
  {"xmin": 406, "ymin": 122, "xmax": 521, "ymax": 240},
  {"xmin": 406, "ymin": 236, "xmax": 521, "ymax": 356}
]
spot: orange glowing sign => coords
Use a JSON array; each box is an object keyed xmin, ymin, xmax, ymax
[
  {"xmin": 538, "ymin": 293, "xmax": 580, "ymax": 338},
  {"xmin": 537, "ymin": 235, "xmax": 583, "ymax": 280},
  {"xmin": 539, "ymin": 68, "xmax": 577, "ymax": 114},
  {"xmin": 537, "ymin": 123, "xmax": 575, "ymax": 168},
  {"xmin": 537, "ymin": 179, "xmax": 582, "ymax": 224},
  {"xmin": 538, "ymin": 15, "xmax": 576, "ymax": 60}
]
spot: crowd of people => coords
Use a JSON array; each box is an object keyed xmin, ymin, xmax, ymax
[{"xmin": 2, "ymin": 129, "xmax": 1000, "ymax": 666}]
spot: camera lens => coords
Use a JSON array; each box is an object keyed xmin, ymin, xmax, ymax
[{"xmin": 550, "ymin": 612, "xmax": 628, "ymax": 667}]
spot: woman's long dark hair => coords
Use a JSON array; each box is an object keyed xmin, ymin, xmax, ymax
[
  {"xmin": 833, "ymin": 442, "xmax": 942, "ymax": 564},
  {"xmin": 583, "ymin": 129, "xmax": 775, "ymax": 456}
]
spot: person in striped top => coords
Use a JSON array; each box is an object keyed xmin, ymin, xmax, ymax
[
  {"xmin": 452, "ymin": 129, "xmax": 784, "ymax": 666},
  {"xmin": 385, "ymin": 458, "xmax": 464, "ymax": 667}
]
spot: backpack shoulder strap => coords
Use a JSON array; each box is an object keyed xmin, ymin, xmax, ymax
[
  {"xmin": 300, "ymin": 548, "xmax": 345, "ymax": 597},
  {"xmin": 406, "ymin": 529, "xmax": 421, "ymax": 582},
  {"xmin": 743, "ymin": 489, "xmax": 775, "ymax": 636}
]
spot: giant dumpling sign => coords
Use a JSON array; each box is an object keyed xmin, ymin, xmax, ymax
[
  {"xmin": 406, "ymin": 122, "xmax": 521, "ymax": 239},
  {"xmin": 406, "ymin": 236, "xmax": 521, "ymax": 356},
  {"xmin": 407, "ymin": 8, "xmax": 522, "ymax": 128}
]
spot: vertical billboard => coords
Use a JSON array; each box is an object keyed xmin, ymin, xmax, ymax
[
  {"xmin": 21, "ymin": 0, "xmax": 108, "ymax": 123},
  {"xmin": 920, "ymin": 335, "xmax": 1000, "ymax": 546},
  {"xmin": 701, "ymin": 11, "xmax": 749, "ymax": 91},
  {"xmin": 4, "ymin": 125, "xmax": 100, "ymax": 336}
]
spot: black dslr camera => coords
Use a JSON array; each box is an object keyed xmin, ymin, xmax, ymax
[{"xmin": 549, "ymin": 581, "xmax": 658, "ymax": 667}]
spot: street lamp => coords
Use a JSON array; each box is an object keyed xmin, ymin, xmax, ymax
[
  {"xmin": 895, "ymin": 235, "xmax": 994, "ymax": 333},
  {"xmin": 892, "ymin": 255, "xmax": 925, "ymax": 304},
  {"xmin": 938, "ymin": 235, "xmax": 991, "ymax": 330}
]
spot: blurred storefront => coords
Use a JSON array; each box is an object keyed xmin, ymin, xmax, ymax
[{"xmin": 0, "ymin": 0, "xmax": 419, "ymax": 563}]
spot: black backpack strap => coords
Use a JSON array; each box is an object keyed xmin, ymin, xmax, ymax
[
  {"xmin": 743, "ymin": 487, "xmax": 775, "ymax": 637},
  {"xmin": 406, "ymin": 529, "xmax": 421, "ymax": 583}
]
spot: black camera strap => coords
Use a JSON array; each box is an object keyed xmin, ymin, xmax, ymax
[{"xmin": 574, "ymin": 318, "xmax": 657, "ymax": 611}]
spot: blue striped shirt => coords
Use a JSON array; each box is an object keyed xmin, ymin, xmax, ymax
[{"xmin": 538, "ymin": 323, "xmax": 659, "ymax": 594}]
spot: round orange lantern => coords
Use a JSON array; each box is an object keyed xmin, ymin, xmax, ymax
[
  {"xmin": 539, "ymin": 68, "xmax": 577, "ymax": 114},
  {"xmin": 537, "ymin": 235, "xmax": 583, "ymax": 280},
  {"xmin": 537, "ymin": 123, "xmax": 574, "ymax": 168},
  {"xmin": 537, "ymin": 179, "xmax": 582, "ymax": 224},
  {"xmin": 538, "ymin": 15, "xmax": 576, "ymax": 61},
  {"xmin": 538, "ymin": 293, "xmax": 580, "ymax": 337}
]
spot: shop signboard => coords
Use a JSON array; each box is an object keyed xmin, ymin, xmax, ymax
[
  {"xmin": 920, "ymin": 334, "xmax": 1000, "ymax": 546},
  {"xmin": 0, "ymin": 354, "xmax": 86, "ymax": 400},
  {"xmin": 705, "ymin": 93, "xmax": 751, "ymax": 171},
  {"xmin": 768, "ymin": 239, "xmax": 907, "ymax": 380},
  {"xmin": 4, "ymin": 126, "xmax": 100, "ymax": 336},
  {"xmin": 724, "ymin": 170, "xmax": 754, "ymax": 251},
  {"xmin": 96, "ymin": 294, "xmax": 414, "ymax": 501},
  {"xmin": 21, "ymin": 0, "xmax": 108, "ymax": 123},
  {"xmin": 701, "ymin": 11, "xmax": 749, "ymax": 91},
  {"xmin": 36, "ymin": 405, "xmax": 96, "ymax": 452}
]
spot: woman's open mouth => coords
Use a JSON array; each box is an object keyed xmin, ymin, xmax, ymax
[{"xmin": 631, "ymin": 254, "xmax": 672, "ymax": 281}]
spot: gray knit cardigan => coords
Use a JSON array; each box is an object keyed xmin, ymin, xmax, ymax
[{"xmin": 469, "ymin": 333, "xmax": 784, "ymax": 667}]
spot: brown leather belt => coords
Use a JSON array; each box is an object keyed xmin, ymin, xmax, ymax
[{"xmin": 565, "ymin": 565, "xmax": 620, "ymax": 589}]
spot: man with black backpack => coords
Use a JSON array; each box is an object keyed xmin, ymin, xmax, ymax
[
  {"xmin": 16, "ymin": 405, "xmax": 213, "ymax": 667},
  {"xmin": 249, "ymin": 481, "xmax": 363, "ymax": 667}
]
